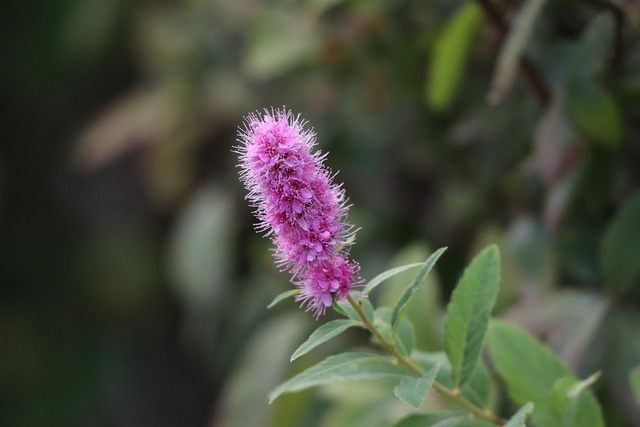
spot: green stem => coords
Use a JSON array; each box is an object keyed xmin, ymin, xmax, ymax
[{"xmin": 346, "ymin": 294, "xmax": 506, "ymax": 425}]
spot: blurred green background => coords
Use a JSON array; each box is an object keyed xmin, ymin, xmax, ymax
[{"xmin": 1, "ymin": 0, "xmax": 640, "ymax": 426}]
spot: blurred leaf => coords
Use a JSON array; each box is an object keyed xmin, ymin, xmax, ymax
[
  {"xmin": 533, "ymin": 93, "xmax": 577, "ymax": 183},
  {"xmin": 74, "ymin": 88, "xmax": 178, "ymax": 170},
  {"xmin": 581, "ymin": 307, "xmax": 640, "ymax": 425},
  {"xmin": 600, "ymin": 191, "xmax": 640, "ymax": 293},
  {"xmin": 564, "ymin": 14, "xmax": 620, "ymax": 148},
  {"xmin": 505, "ymin": 290, "xmax": 609, "ymax": 370},
  {"xmin": 245, "ymin": 8, "xmax": 319, "ymax": 80},
  {"xmin": 309, "ymin": 0, "xmax": 350, "ymax": 16},
  {"xmin": 487, "ymin": 320, "xmax": 605, "ymax": 427},
  {"xmin": 444, "ymin": 245, "xmax": 500, "ymax": 387},
  {"xmin": 392, "ymin": 411, "xmax": 467, "ymax": 427},
  {"xmin": 449, "ymin": 421, "xmax": 494, "ymax": 427},
  {"xmin": 269, "ymin": 352, "xmax": 413, "ymax": 403},
  {"xmin": 393, "ymin": 364, "xmax": 439, "ymax": 408},
  {"xmin": 318, "ymin": 395, "xmax": 396, "ymax": 427},
  {"xmin": 504, "ymin": 402, "xmax": 534, "ymax": 427},
  {"xmin": 501, "ymin": 217, "xmax": 556, "ymax": 294},
  {"xmin": 168, "ymin": 184, "xmax": 235, "ymax": 312},
  {"xmin": 391, "ymin": 247, "xmax": 447, "ymax": 330},
  {"xmin": 631, "ymin": 365, "xmax": 640, "ymax": 408},
  {"xmin": 554, "ymin": 146, "xmax": 615, "ymax": 282},
  {"xmin": 363, "ymin": 262, "xmax": 423, "ymax": 296},
  {"xmin": 489, "ymin": 320, "xmax": 570, "ymax": 404},
  {"xmin": 489, "ymin": 0, "xmax": 549, "ymax": 103},
  {"xmin": 291, "ymin": 319, "xmax": 360, "ymax": 361},
  {"xmin": 212, "ymin": 313, "xmax": 308, "ymax": 427},
  {"xmin": 267, "ymin": 289, "xmax": 301, "ymax": 309},
  {"xmin": 618, "ymin": 0, "xmax": 640, "ymax": 31},
  {"xmin": 547, "ymin": 374, "xmax": 604, "ymax": 427},
  {"xmin": 428, "ymin": 2, "xmax": 482, "ymax": 111},
  {"xmin": 567, "ymin": 14, "xmax": 615, "ymax": 82},
  {"xmin": 60, "ymin": 0, "xmax": 124, "ymax": 64},
  {"xmin": 567, "ymin": 80, "xmax": 622, "ymax": 148}
]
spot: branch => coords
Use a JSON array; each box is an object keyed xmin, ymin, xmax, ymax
[{"xmin": 346, "ymin": 295, "xmax": 506, "ymax": 425}]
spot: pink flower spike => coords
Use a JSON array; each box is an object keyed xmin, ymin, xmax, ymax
[{"xmin": 236, "ymin": 107, "xmax": 360, "ymax": 316}]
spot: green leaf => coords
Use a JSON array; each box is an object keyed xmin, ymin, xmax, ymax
[
  {"xmin": 390, "ymin": 247, "xmax": 447, "ymax": 329},
  {"xmin": 631, "ymin": 365, "xmax": 640, "ymax": 408},
  {"xmin": 290, "ymin": 319, "xmax": 360, "ymax": 361},
  {"xmin": 600, "ymin": 191, "xmax": 640, "ymax": 292},
  {"xmin": 267, "ymin": 289, "xmax": 301, "ymax": 309},
  {"xmin": 449, "ymin": 420, "xmax": 494, "ymax": 427},
  {"xmin": 335, "ymin": 293, "xmax": 374, "ymax": 321},
  {"xmin": 568, "ymin": 14, "xmax": 615, "ymax": 82},
  {"xmin": 428, "ymin": 3, "xmax": 482, "ymax": 111},
  {"xmin": 377, "ymin": 243, "xmax": 443, "ymax": 352},
  {"xmin": 213, "ymin": 313, "xmax": 309, "ymax": 427},
  {"xmin": 413, "ymin": 351, "xmax": 491, "ymax": 409},
  {"xmin": 245, "ymin": 8, "xmax": 319, "ymax": 80},
  {"xmin": 359, "ymin": 296, "xmax": 375, "ymax": 321},
  {"xmin": 373, "ymin": 308, "xmax": 415, "ymax": 357},
  {"xmin": 363, "ymin": 262, "xmax": 423, "ymax": 295},
  {"xmin": 268, "ymin": 352, "xmax": 413, "ymax": 403},
  {"xmin": 393, "ymin": 364, "xmax": 440, "ymax": 408},
  {"xmin": 169, "ymin": 185, "xmax": 235, "ymax": 312},
  {"xmin": 489, "ymin": 0, "xmax": 549, "ymax": 103},
  {"xmin": 547, "ymin": 374, "xmax": 604, "ymax": 427},
  {"xmin": 443, "ymin": 245, "xmax": 500, "ymax": 387},
  {"xmin": 392, "ymin": 411, "xmax": 466, "ymax": 427},
  {"xmin": 565, "ymin": 14, "xmax": 620, "ymax": 148},
  {"xmin": 488, "ymin": 320, "xmax": 571, "ymax": 405},
  {"xmin": 567, "ymin": 80, "xmax": 622, "ymax": 147},
  {"xmin": 504, "ymin": 402, "xmax": 534, "ymax": 427},
  {"xmin": 487, "ymin": 320, "xmax": 607, "ymax": 427},
  {"xmin": 395, "ymin": 316, "xmax": 416, "ymax": 357}
]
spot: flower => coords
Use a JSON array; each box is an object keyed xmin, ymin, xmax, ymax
[{"xmin": 236, "ymin": 108, "xmax": 360, "ymax": 316}]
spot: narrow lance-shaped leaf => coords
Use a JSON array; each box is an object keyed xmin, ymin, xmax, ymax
[
  {"xmin": 567, "ymin": 79, "xmax": 622, "ymax": 148},
  {"xmin": 267, "ymin": 289, "xmax": 300, "ymax": 308},
  {"xmin": 428, "ymin": 2, "xmax": 482, "ymax": 111},
  {"xmin": 600, "ymin": 191, "xmax": 640, "ymax": 293},
  {"xmin": 566, "ymin": 14, "xmax": 620, "ymax": 148},
  {"xmin": 392, "ymin": 411, "xmax": 467, "ymax": 427},
  {"xmin": 269, "ymin": 352, "xmax": 413, "ymax": 403},
  {"xmin": 393, "ymin": 364, "xmax": 440, "ymax": 409},
  {"xmin": 504, "ymin": 402, "xmax": 534, "ymax": 427},
  {"xmin": 444, "ymin": 245, "xmax": 500, "ymax": 387},
  {"xmin": 291, "ymin": 319, "xmax": 360, "ymax": 361},
  {"xmin": 390, "ymin": 247, "xmax": 447, "ymax": 329},
  {"xmin": 631, "ymin": 365, "xmax": 640, "ymax": 408},
  {"xmin": 363, "ymin": 262, "xmax": 423, "ymax": 296},
  {"xmin": 567, "ymin": 14, "xmax": 614, "ymax": 81},
  {"xmin": 489, "ymin": 0, "xmax": 549, "ymax": 103}
]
